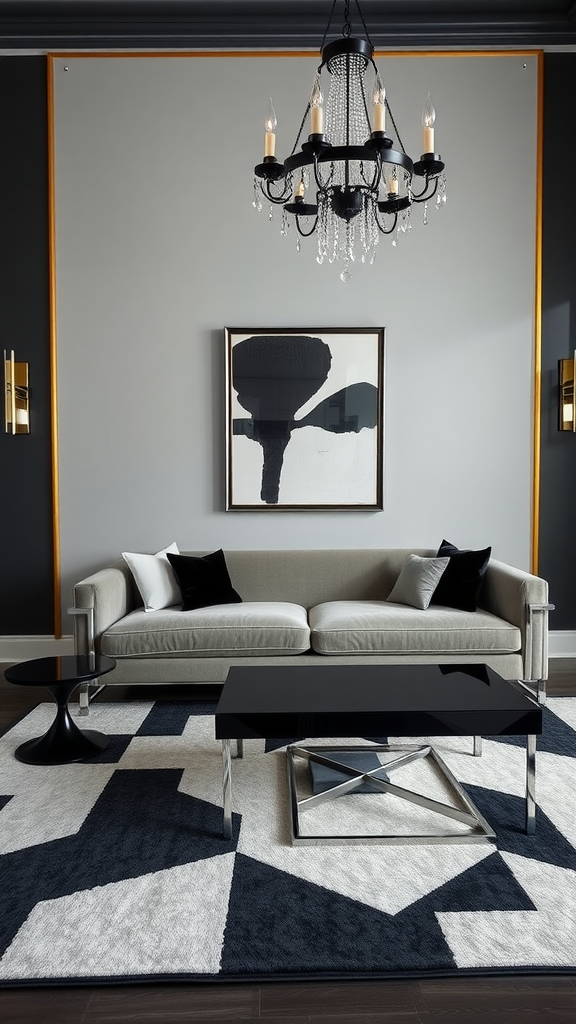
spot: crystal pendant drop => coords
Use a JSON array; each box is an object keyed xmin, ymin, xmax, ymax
[
  {"xmin": 252, "ymin": 176, "xmax": 262, "ymax": 212},
  {"xmin": 340, "ymin": 262, "xmax": 352, "ymax": 283},
  {"xmin": 423, "ymin": 201, "xmax": 428, "ymax": 226}
]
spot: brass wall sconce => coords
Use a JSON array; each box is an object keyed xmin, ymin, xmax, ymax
[
  {"xmin": 559, "ymin": 351, "xmax": 576, "ymax": 432},
  {"xmin": 4, "ymin": 349, "xmax": 30, "ymax": 434}
]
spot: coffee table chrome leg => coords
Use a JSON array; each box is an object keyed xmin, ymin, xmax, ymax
[
  {"xmin": 473, "ymin": 736, "xmax": 482, "ymax": 756},
  {"xmin": 222, "ymin": 739, "xmax": 233, "ymax": 839},
  {"xmin": 526, "ymin": 734, "xmax": 537, "ymax": 834}
]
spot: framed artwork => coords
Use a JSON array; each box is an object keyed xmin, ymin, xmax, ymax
[{"xmin": 224, "ymin": 327, "xmax": 385, "ymax": 511}]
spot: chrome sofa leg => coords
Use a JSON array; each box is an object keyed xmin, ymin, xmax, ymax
[
  {"xmin": 473, "ymin": 736, "xmax": 482, "ymax": 756},
  {"xmin": 524, "ymin": 602, "xmax": 554, "ymax": 707}
]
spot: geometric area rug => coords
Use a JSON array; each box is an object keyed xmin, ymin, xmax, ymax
[{"xmin": 1, "ymin": 697, "xmax": 575, "ymax": 986}]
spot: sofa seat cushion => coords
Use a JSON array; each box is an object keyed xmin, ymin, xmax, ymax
[
  {"xmin": 309, "ymin": 601, "xmax": 521, "ymax": 656},
  {"xmin": 101, "ymin": 602, "xmax": 310, "ymax": 659}
]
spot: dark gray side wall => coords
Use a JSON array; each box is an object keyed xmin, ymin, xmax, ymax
[
  {"xmin": 0, "ymin": 52, "xmax": 573, "ymax": 634},
  {"xmin": 539, "ymin": 53, "xmax": 576, "ymax": 631},
  {"xmin": 0, "ymin": 56, "xmax": 53, "ymax": 634}
]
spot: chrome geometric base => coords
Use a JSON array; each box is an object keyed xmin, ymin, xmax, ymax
[{"xmin": 286, "ymin": 743, "xmax": 497, "ymax": 846}]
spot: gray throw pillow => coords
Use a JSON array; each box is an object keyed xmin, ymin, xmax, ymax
[{"xmin": 386, "ymin": 553, "xmax": 450, "ymax": 610}]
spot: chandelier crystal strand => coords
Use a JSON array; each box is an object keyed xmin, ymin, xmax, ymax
[
  {"xmin": 323, "ymin": 51, "xmax": 372, "ymax": 269},
  {"xmin": 325, "ymin": 53, "xmax": 368, "ymax": 146}
]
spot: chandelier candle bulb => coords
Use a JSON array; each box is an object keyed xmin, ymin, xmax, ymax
[
  {"xmin": 310, "ymin": 77, "xmax": 324, "ymax": 135},
  {"xmin": 295, "ymin": 180, "xmax": 305, "ymax": 199},
  {"xmin": 264, "ymin": 98, "xmax": 277, "ymax": 157},
  {"xmin": 372, "ymin": 73, "xmax": 386, "ymax": 132},
  {"xmin": 422, "ymin": 94, "xmax": 436, "ymax": 153}
]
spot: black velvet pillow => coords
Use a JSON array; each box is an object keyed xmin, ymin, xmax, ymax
[
  {"xmin": 430, "ymin": 539, "xmax": 491, "ymax": 612},
  {"xmin": 166, "ymin": 550, "xmax": 242, "ymax": 611}
]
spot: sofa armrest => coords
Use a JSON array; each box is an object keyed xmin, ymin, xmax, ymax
[
  {"xmin": 480, "ymin": 558, "xmax": 553, "ymax": 682},
  {"xmin": 72, "ymin": 563, "xmax": 135, "ymax": 655}
]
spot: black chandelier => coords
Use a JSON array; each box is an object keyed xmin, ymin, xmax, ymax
[{"xmin": 253, "ymin": 0, "xmax": 446, "ymax": 281}]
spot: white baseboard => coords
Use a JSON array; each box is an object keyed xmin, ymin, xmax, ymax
[
  {"xmin": 549, "ymin": 631, "xmax": 576, "ymax": 658},
  {"xmin": 0, "ymin": 636, "xmax": 74, "ymax": 663}
]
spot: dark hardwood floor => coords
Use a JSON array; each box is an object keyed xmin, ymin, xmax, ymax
[{"xmin": 1, "ymin": 661, "xmax": 575, "ymax": 1023}]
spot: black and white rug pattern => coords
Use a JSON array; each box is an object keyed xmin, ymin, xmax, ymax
[{"xmin": 0, "ymin": 697, "xmax": 575, "ymax": 985}]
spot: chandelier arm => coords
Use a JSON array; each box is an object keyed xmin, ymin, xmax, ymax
[
  {"xmin": 294, "ymin": 215, "xmax": 319, "ymax": 238},
  {"xmin": 411, "ymin": 175, "xmax": 439, "ymax": 203},
  {"xmin": 260, "ymin": 177, "xmax": 293, "ymax": 204},
  {"xmin": 312, "ymin": 154, "xmax": 334, "ymax": 192},
  {"xmin": 374, "ymin": 207, "xmax": 398, "ymax": 235},
  {"xmin": 364, "ymin": 151, "xmax": 382, "ymax": 190}
]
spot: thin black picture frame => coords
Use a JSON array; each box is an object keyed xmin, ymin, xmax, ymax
[{"xmin": 224, "ymin": 327, "xmax": 385, "ymax": 511}]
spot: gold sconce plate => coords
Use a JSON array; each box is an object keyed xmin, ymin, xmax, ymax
[{"xmin": 4, "ymin": 349, "xmax": 30, "ymax": 434}]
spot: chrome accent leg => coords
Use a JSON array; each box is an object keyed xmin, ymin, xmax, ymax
[
  {"xmin": 526, "ymin": 734, "xmax": 537, "ymax": 835},
  {"xmin": 473, "ymin": 736, "xmax": 482, "ymax": 756},
  {"xmin": 222, "ymin": 739, "xmax": 233, "ymax": 839},
  {"xmin": 235, "ymin": 738, "xmax": 244, "ymax": 759},
  {"xmin": 68, "ymin": 606, "xmax": 104, "ymax": 716},
  {"xmin": 287, "ymin": 744, "xmax": 496, "ymax": 845}
]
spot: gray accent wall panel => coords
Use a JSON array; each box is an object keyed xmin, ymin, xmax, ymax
[
  {"xmin": 539, "ymin": 53, "xmax": 576, "ymax": 630},
  {"xmin": 0, "ymin": 56, "xmax": 53, "ymax": 635},
  {"xmin": 51, "ymin": 54, "xmax": 538, "ymax": 622}
]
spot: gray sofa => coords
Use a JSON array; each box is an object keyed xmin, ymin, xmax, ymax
[{"xmin": 71, "ymin": 548, "xmax": 552, "ymax": 713}]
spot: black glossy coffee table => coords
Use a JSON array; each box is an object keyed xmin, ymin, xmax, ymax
[
  {"xmin": 215, "ymin": 663, "xmax": 542, "ymax": 844},
  {"xmin": 5, "ymin": 655, "xmax": 116, "ymax": 764}
]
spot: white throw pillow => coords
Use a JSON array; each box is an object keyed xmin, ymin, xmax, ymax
[
  {"xmin": 122, "ymin": 542, "xmax": 181, "ymax": 612},
  {"xmin": 386, "ymin": 553, "xmax": 449, "ymax": 610}
]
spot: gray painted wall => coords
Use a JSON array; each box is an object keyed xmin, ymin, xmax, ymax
[{"xmin": 52, "ymin": 53, "xmax": 538, "ymax": 622}]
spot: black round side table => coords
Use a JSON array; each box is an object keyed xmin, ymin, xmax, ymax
[{"xmin": 5, "ymin": 655, "xmax": 116, "ymax": 765}]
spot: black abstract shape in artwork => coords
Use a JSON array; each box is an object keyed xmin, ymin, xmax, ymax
[{"xmin": 233, "ymin": 335, "xmax": 378, "ymax": 504}]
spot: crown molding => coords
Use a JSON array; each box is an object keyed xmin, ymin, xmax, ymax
[{"xmin": 0, "ymin": 2, "xmax": 575, "ymax": 51}]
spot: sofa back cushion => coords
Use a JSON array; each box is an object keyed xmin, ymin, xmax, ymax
[{"xmin": 179, "ymin": 549, "xmax": 433, "ymax": 611}]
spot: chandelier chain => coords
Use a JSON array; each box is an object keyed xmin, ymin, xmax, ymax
[{"xmin": 343, "ymin": 0, "xmax": 352, "ymax": 37}]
